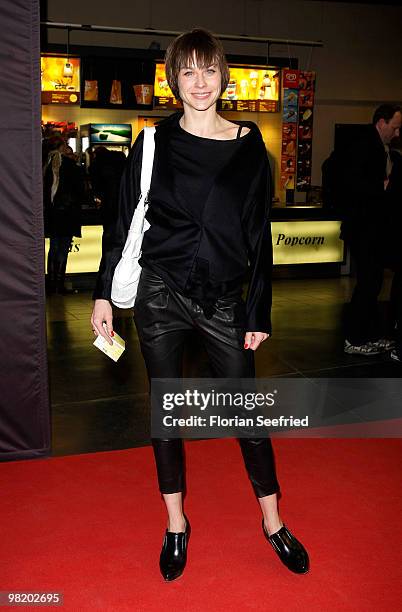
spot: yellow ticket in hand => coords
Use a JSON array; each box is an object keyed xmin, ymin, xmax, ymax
[{"xmin": 93, "ymin": 330, "xmax": 126, "ymax": 362}]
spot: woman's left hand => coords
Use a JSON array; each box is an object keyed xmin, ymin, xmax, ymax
[{"xmin": 244, "ymin": 332, "xmax": 270, "ymax": 351}]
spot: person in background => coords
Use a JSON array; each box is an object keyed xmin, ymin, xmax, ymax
[
  {"xmin": 91, "ymin": 29, "xmax": 309, "ymax": 581},
  {"xmin": 90, "ymin": 146, "xmax": 126, "ymax": 236},
  {"xmin": 62, "ymin": 144, "xmax": 79, "ymax": 164},
  {"xmin": 43, "ymin": 139, "xmax": 83, "ymax": 294},
  {"xmin": 321, "ymin": 150, "xmax": 340, "ymax": 213},
  {"xmin": 386, "ymin": 135, "xmax": 402, "ymax": 362},
  {"xmin": 340, "ymin": 104, "xmax": 401, "ymax": 355}
]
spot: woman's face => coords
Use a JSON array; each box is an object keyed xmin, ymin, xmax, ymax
[{"xmin": 177, "ymin": 55, "xmax": 222, "ymax": 112}]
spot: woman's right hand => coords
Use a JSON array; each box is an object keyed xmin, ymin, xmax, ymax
[{"xmin": 91, "ymin": 299, "xmax": 114, "ymax": 345}]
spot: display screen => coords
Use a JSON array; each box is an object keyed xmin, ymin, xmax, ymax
[
  {"xmin": 88, "ymin": 124, "xmax": 132, "ymax": 144},
  {"xmin": 219, "ymin": 66, "xmax": 280, "ymax": 112},
  {"xmin": 153, "ymin": 63, "xmax": 280, "ymax": 112},
  {"xmin": 41, "ymin": 56, "xmax": 80, "ymax": 105}
]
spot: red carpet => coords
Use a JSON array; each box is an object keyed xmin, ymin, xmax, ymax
[{"xmin": 1, "ymin": 438, "xmax": 402, "ymax": 611}]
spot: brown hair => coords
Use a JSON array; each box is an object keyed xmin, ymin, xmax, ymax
[
  {"xmin": 164, "ymin": 29, "xmax": 230, "ymax": 100},
  {"xmin": 372, "ymin": 104, "xmax": 401, "ymax": 125}
]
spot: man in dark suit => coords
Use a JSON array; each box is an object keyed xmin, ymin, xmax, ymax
[
  {"xmin": 387, "ymin": 138, "xmax": 402, "ymax": 362},
  {"xmin": 340, "ymin": 104, "xmax": 401, "ymax": 355}
]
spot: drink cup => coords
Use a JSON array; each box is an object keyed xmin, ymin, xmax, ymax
[{"xmin": 134, "ymin": 84, "xmax": 154, "ymax": 105}]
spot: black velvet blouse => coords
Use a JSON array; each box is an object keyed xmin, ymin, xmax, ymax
[{"xmin": 93, "ymin": 112, "xmax": 273, "ymax": 333}]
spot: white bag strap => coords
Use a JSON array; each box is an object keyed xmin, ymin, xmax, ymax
[{"xmin": 140, "ymin": 126, "xmax": 156, "ymax": 199}]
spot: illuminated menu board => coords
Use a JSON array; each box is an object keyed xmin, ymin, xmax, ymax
[
  {"xmin": 41, "ymin": 56, "xmax": 80, "ymax": 105},
  {"xmin": 153, "ymin": 63, "xmax": 280, "ymax": 112},
  {"xmin": 219, "ymin": 66, "xmax": 280, "ymax": 113}
]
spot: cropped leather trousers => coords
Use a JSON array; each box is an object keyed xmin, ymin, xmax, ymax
[{"xmin": 134, "ymin": 267, "xmax": 280, "ymax": 499}]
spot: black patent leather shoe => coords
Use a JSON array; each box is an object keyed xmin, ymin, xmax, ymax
[
  {"xmin": 262, "ymin": 520, "xmax": 309, "ymax": 574},
  {"xmin": 159, "ymin": 517, "xmax": 191, "ymax": 582}
]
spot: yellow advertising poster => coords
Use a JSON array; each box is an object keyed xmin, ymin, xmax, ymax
[
  {"xmin": 154, "ymin": 63, "xmax": 182, "ymax": 109},
  {"xmin": 41, "ymin": 56, "xmax": 81, "ymax": 104},
  {"xmin": 154, "ymin": 63, "xmax": 174, "ymax": 98}
]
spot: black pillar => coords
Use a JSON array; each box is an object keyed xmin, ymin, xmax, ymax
[{"xmin": 0, "ymin": 0, "xmax": 50, "ymax": 460}]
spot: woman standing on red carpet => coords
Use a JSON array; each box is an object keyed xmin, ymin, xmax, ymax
[{"xmin": 91, "ymin": 28, "xmax": 309, "ymax": 580}]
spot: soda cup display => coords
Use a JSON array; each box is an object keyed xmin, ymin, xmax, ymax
[
  {"xmin": 226, "ymin": 79, "xmax": 237, "ymax": 100},
  {"xmin": 134, "ymin": 84, "xmax": 154, "ymax": 105}
]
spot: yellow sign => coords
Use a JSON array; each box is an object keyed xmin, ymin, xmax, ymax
[
  {"xmin": 41, "ymin": 56, "xmax": 81, "ymax": 104},
  {"xmin": 45, "ymin": 226, "xmax": 103, "ymax": 273},
  {"xmin": 221, "ymin": 67, "xmax": 280, "ymax": 102},
  {"xmin": 153, "ymin": 63, "xmax": 182, "ymax": 109},
  {"xmin": 272, "ymin": 221, "xmax": 344, "ymax": 265},
  {"xmin": 45, "ymin": 221, "xmax": 344, "ymax": 274},
  {"xmin": 154, "ymin": 63, "xmax": 174, "ymax": 98}
]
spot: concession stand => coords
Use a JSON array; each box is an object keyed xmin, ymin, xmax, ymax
[{"xmin": 41, "ymin": 42, "xmax": 344, "ymax": 280}]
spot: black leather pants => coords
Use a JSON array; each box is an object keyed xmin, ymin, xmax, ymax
[{"xmin": 134, "ymin": 267, "xmax": 280, "ymax": 499}]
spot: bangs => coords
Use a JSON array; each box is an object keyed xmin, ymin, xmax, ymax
[
  {"xmin": 176, "ymin": 43, "xmax": 218, "ymax": 71},
  {"xmin": 165, "ymin": 29, "xmax": 230, "ymax": 100}
]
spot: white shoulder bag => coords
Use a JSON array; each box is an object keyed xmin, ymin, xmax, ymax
[{"xmin": 111, "ymin": 126, "xmax": 156, "ymax": 308}]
